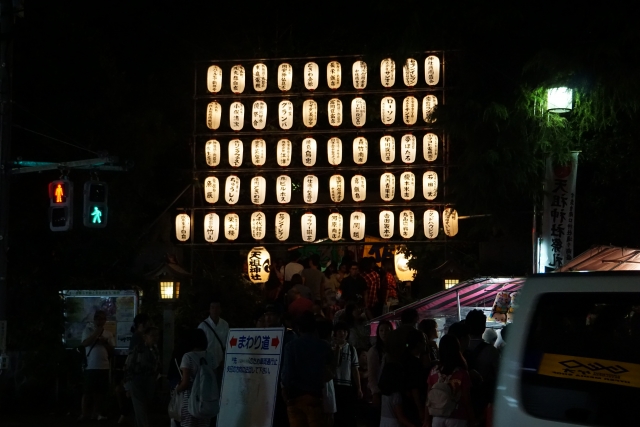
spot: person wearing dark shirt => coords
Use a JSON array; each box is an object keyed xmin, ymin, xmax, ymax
[{"xmin": 340, "ymin": 261, "xmax": 367, "ymax": 304}]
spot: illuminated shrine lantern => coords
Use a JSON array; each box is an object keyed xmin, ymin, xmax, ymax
[
  {"xmin": 401, "ymin": 134, "xmax": 417, "ymax": 164},
  {"xmin": 327, "ymin": 137, "xmax": 343, "ymax": 166},
  {"xmin": 379, "ymin": 210, "xmax": 394, "ymax": 239},
  {"xmin": 224, "ymin": 213, "xmax": 239, "ymax": 241},
  {"xmin": 206, "ymin": 65, "xmax": 222, "ymax": 93},
  {"xmin": 425, "ymin": 55, "xmax": 440, "ymax": 86},
  {"xmin": 203, "ymin": 213, "xmax": 219, "ymax": 243},
  {"xmin": 380, "ymin": 135, "xmax": 395, "ymax": 164},
  {"xmin": 352, "ymin": 60, "xmax": 367, "ymax": 89},
  {"xmin": 224, "ymin": 175, "xmax": 240, "ymax": 205},
  {"xmin": 279, "ymin": 100, "xmax": 293, "ymax": 130},
  {"xmin": 228, "ymin": 139, "xmax": 243, "ymax": 168},
  {"xmin": 230, "ymin": 65, "xmax": 245, "ymax": 94},
  {"xmin": 206, "ymin": 102, "xmax": 221, "ymax": 130},
  {"xmin": 403, "ymin": 96, "xmax": 418, "ymax": 125},
  {"xmin": 381, "ymin": 97, "xmax": 396, "ymax": 125},
  {"xmin": 380, "ymin": 58, "xmax": 396, "ymax": 87},
  {"xmin": 350, "ymin": 211, "xmax": 365, "ymax": 241},
  {"xmin": 251, "ymin": 139, "xmax": 266, "ymax": 166},
  {"xmin": 423, "ymin": 95, "xmax": 438, "ymax": 123},
  {"xmin": 303, "ymin": 99, "xmax": 318, "ymax": 128},
  {"xmin": 277, "ymin": 139, "xmax": 292, "ymax": 167},
  {"xmin": 351, "ymin": 97, "xmax": 366, "ymax": 127},
  {"xmin": 328, "ymin": 213, "xmax": 344, "ymax": 241},
  {"xmin": 395, "ymin": 251, "xmax": 415, "ymax": 282},
  {"xmin": 275, "ymin": 212, "xmax": 290, "ymax": 241},
  {"xmin": 443, "ymin": 208, "xmax": 459, "ymax": 237},
  {"xmin": 380, "ymin": 172, "xmax": 396, "ymax": 202},
  {"xmin": 351, "ymin": 175, "xmax": 367, "ymax": 202},
  {"xmin": 327, "ymin": 61, "xmax": 342, "ymax": 89},
  {"xmin": 423, "ymin": 171, "xmax": 438, "ymax": 200},
  {"xmin": 328, "ymin": 98, "xmax": 343, "ymax": 127},
  {"xmin": 301, "ymin": 212, "xmax": 317, "ymax": 242},
  {"xmin": 205, "ymin": 139, "xmax": 220, "ymax": 167},
  {"xmin": 253, "ymin": 63, "xmax": 267, "ymax": 92},
  {"xmin": 400, "ymin": 172, "xmax": 415, "ymax": 201},
  {"xmin": 302, "ymin": 137, "xmax": 317, "ymax": 167},
  {"xmin": 229, "ymin": 101, "xmax": 244, "ymax": 131},
  {"xmin": 329, "ymin": 175, "xmax": 345, "ymax": 203},
  {"xmin": 403, "ymin": 58, "xmax": 418, "ymax": 87},
  {"xmin": 399, "ymin": 210, "xmax": 415, "ymax": 239},
  {"xmin": 303, "ymin": 175, "xmax": 318, "ymax": 204},
  {"xmin": 250, "ymin": 176, "xmax": 266, "ymax": 205},
  {"xmin": 353, "ymin": 136, "xmax": 368, "ymax": 165},
  {"xmin": 277, "ymin": 63, "xmax": 293, "ymax": 92},
  {"xmin": 304, "ymin": 62, "xmax": 319, "ymax": 90},
  {"xmin": 204, "ymin": 177, "xmax": 219, "ymax": 204},
  {"xmin": 250, "ymin": 212, "xmax": 266, "ymax": 240},
  {"xmin": 251, "ymin": 101, "xmax": 267, "ymax": 130},
  {"xmin": 424, "ymin": 209, "xmax": 439, "ymax": 239},
  {"xmin": 175, "ymin": 213, "xmax": 190, "ymax": 242},
  {"xmin": 247, "ymin": 246, "xmax": 270, "ymax": 283},
  {"xmin": 423, "ymin": 133, "xmax": 439, "ymax": 162},
  {"xmin": 276, "ymin": 175, "xmax": 291, "ymax": 204}
]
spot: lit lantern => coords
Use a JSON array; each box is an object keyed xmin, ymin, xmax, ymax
[
  {"xmin": 230, "ymin": 65, "xmax": 245, "ymax": 94},
  {"xmin": 351, "ymin": 175, "xmax": 367, "ymax": 202},
  {"xmin": 302, "ymin": 137, "xmax": 317, "ymax": 167},
  {"xmin": 380, "ymin": 172, "xmax": 396, "ymax": 202},
  {"xmin": 250, "ymin": 176, "xmax": 266, "ymax": 205},
  {"xmin": 206, "ymin": 65, "xmax": 222, "ymax": 93},
  {"xmin": 351, "ymin": 97, "xmax": 366, "ymax": 127},
  {"xmin": 423, "ymin": 95, "xmax": 438, "ymax": 123},
  {"xmin": 400, "ymin": 172, "xmax": 415, "ymax": 200},
  {"xmin": 327, "ymin": 61, "xmax": 342, "ymax": 89},
  {"xmin": 279, "ymin": 100, "xmax": 293, "ymax": 130},
  {"xmin": 379, "ymin": 210, "xmax": 394, "ymax": 239},
  {"xmin": 329, "ymin": 175, "xmax": 345, "ymax": 203},
  {"xmin": 251, "ymin": 139, "xmax": 266, "ymax": 166},
  {"xmin": 247, "ymin": 246, "xmax": 270, "ymax": 283},
  {"xmin": 175, "ymin": 213, "xmax": 190, "ymax": 242},
  {"xmin": 251, "ymin": 101, "xmax": 267, "ymax": 130},
  {"xmin": 301, "ymin": 212, "xmax": 317, "ymax": 242},
  {"xmin": 403, "ymin": 58, "xmax": 418, "ymax": 87},
  {"xmin": 276, "ymin": 175, "xmax": 291, "ymax": 204},
  {"xmin": 381, "ymin": 97, "xmax": 396, "ymax": 125},
  {"xmin": 205, "ymin": 139, "xmax": 220, "ymax": 167},
  {"xmin": 203, "ymin": 213, "xmax": 220, "ymax": 243},
  {"xmin": 352, "ymin": 60, "xmax": 367, "ymax": 89},
  {"xmin": 328, "ymin": 98, "xmax": 342, "ymax": 127},
  {"xmin": 380, "ymin": 58, "xmax": 396, "ymax": 87},
  {"xmin": 403, "ymin": 96, "xmax": 418, "ymax": 125},
  {"xmin": 275, "ymin": 212, "xmax": 290, "ymax": 241},
  {"xmin": 424, "ymin": 209, "xmax": 439, "ymax": 239},
  {"xmin": 250, "ymin": 212, "xmax": 266, "ymax": 240},
  {"xmin": 547, "ymin": 87, "xmax": 573, "ymax": 113},
  {"xmin": 224, "ymin": 213, "xmax": 239, "ymax": 240},
  {"xmin": 224, "ymin": 175, "xmax": 240, "ymax": 205},
  {"xmin": 303, "ymin": 175, "xmax": 318, "ymax": 204},
  {"xmin": 353, "ymin": 136, "xmax": 368, "ymax": 165},
  {"xmin": 423, "ymin": 171, "xmax": 438, "ymax": 200},
  {"xmin": 304, "ymin": 62, "xmax": 319, "ymax": 90},
  {"xmin": 380, "ymin": 135, "xmax": 395, "ymax": 163},
  {"xmin": 328, "ymin": 213, "xmax": 344, "ymax": 241},
  {"xmin": 327, "ymin": 137, "xmax": 342, "ymax": 166},
  {"xmin": 350, "ymin": 211, "xmax": 365, "ymax": 240},
  {"xmin": 394, "ymin": 251, "xmax": 415, "ymax": 282},
  {"xmin": 401, "ymin": 134, "xmax": 417, "ymax": 164},
  {"xmin": 206, "ymin": 102, "xmax": 221, "ymax": 130},
  {"xmin": 303, "ymin": 99, "xmax": 318, "ymax": 128},
  {"xmin": 399, "ymin": 210, "xmax": 415, "ymax": 239},
  {"xmin": 228, "ymin": 139, "xmax": 243, "ymax": 167},
  {"xmin": 423, "ymin": 133, "xmax": 439, "ymax": 162},
  {"xmin": 252, "ymin": 63, "xmax": 267, "ymax": 92},
  {"xmin": 277, "ymin": 139, "xmax": 292, "ymax": 167},
  {"xmin": 424, "ymin": 55, "xmax": 440, "ymax": 86},
  {"xmin": 229, "ymin": 101, "xmax": 244, "ymax": 131},
  {"xmin": 204, "ymin": 177, "xmax": 219, "ymax": 204},
  {"xmin": 443, "ymin": 207, "xmax": 459, "ymax": 237},
  {"xmin": 277, "ymin": 63, "xmax": 293, "ymax": 92}
]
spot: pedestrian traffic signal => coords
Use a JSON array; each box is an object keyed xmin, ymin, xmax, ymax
[
  {"xmin": 83, "ymin": 181, "xmax": 108, "ymax": 228},
  {"xmin": 49, "ymin": 179, "xmax": 74, "ymax": 231}
]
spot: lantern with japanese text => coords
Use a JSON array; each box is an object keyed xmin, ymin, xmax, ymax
[
  {"xmin": 328, "ymin": 213, "xmax": 344, "ymax": 241},
  {"xmin": 303, "ymin": 99, "xmax": 318, "ymax": 128},
  {"xmin": 425, "ymin": 55, "xmax": 440, "ymax": 86},
  {"xmin": 301, "ymin": 212, "xmax": 317, "ymax": 242},
  {"xmin": 423, "ymin": 95, "xmax": 438, "ymax": 123},
  {"xmin": 380, "ymin": 172, "xmax": 396, "ymax": 202},
  {"xmin": 206, "ymin": 102, "xmax": 221, "ymax": 130},
  {"xmin": 424, "ymin": 209, "xmax": 439, "ymax": 239},
  {"xmin": 204, "ymin": 177, "xmax": 219, "ymax": 204},
  {"xmin": 276, "ymin": 175, "xmax": 291, "ymax": 204},
  {"xmin": 175, "ymin": 213, "xmax": 190, "ymax": 242},
  {"xmin": 399, "ymin": 210, "xmax": 415, "ymax": 239},
  {"xmin": 207, "ymin": 65, "xmax": 222, "ymax": 93},
  {"xmin": 251, "ymin": 139, "xmax": 266, "ymax": 166},
  {"xmin": 352, "ymin": 60, "xmax": 367, "ymax": 89},
  {"xmin": 224, "ymin": 175, "xmax": 240, "ymax": 205},
  {"xmin": 253, "ymin": 63, "xmax": 267, "ymax": 92},
  {"xmin": 423, "ymin": 133, "xmax": 438, "ymax": 162},
  {"xmin": 400, "ymin": 172, "xmax": 415, "ymax": 201},
  {"xmin": 229, "ymin": 101, "xmax": 244, "ymax": 131},
  {"xmin": 251, "ymin": 101, "xmax": 267, "ymax": 130},
  {"xmin": 380, "ymin": 58, "xmax": 395, "ymax": 87},
  {"xmin": 224, "ymin": 213, "xmax": 239, "ymax": 240},
  {"xmin": 423, "ymin": 171, "xmax": 438, "ymax": 200},
  {"xmin": 401, "ymin": 134, "xmax": 417, "ymax": 164},
  {"xmin": 228, "ymin": 139, "xmax": 243, "ymax": 167},
  {"xmin": 304, "ymin": 62, "xmax": 319, "ymax": 90},
  {"xmin": 381, "ymin": 97, "xmax": 396, "ymax": 125},
  {"xmin": 203, "ymin": 213, "xmax": 219, "ymax": 243},
  {"xmin": 329, "ymin": 175, "xmax": 345, "ymax": 203},
  {"xmin": 250, "ymin": 176, "xmax": 266, "ymax": 205},
  {"xmin": 380, "ymin": 135, "xmax": 395, "ymax": 163},
  {"xmin": 247, "ymin": 247, "xmax": 270, "ymax": 283},
  {"xmin": 395, "ymin": 251, "xmax": 415, "ymax": 282},
  {"xmin": 302, "ymin": 137, "xmax": 317, "ymax": 167},
  {"xmin": 205, "ymin": 139, "xmax": 220, "ymax": 167},
  {"xmin": 230, "ymin": 65, "xmax": 245, "ymax": 94},
  {"xmin": 403, "ymin": 58, "xmax": 418, "ymax": 87},
  {"xmin": 547, "ymin": 87, "xmax": 573, "ymax": 113},
  {"xmin": 279, "ymin": 100, "xmax": 293, "ymax": 130},
  {"xmin": 379, "ymin": 210, "xmax": 394, "ymax": 239},
  {"xmin": 327, "ymin": 137, "xmax": 342, "ymax": 166},
  {"xmin": 443, "ymin": 207, "xmax": 459, "ymax": 237},
  {"xmin": 328, "ymin": 98, "xmax": 342, "ymax": 127},
  {"xmin": 351, "ymin": 175, "xmax": 366, "ymax": 202},
  {"xmin": 353, "ymin": 136, "xmax": 368, "ymax": 165},
  {"xmin": 403, "ymin": 96, "xmax": 418, "ymax": 125},
  {"xmin": 327, "ymin": 61, "xmax": 342, "ymax": 89},
  {"xmin": 250, "ymin": 212, "xmax": 266, "ymax": 240},
  {"xmin": 275, "ymin": 212, "xmax": 290, "ymax": 241},
  {"xmin": 350, "ymin": 211, "xmax": 365, "ymax": 241},
  {"xmin": 303, "ymin": 175, "xmax": 318, "ymax": 204},
  {"xmin": 351, "ymin": 97, "xmax": 366, "ymax": 127},
  {"xmin": 277, "ymin": 63, "xmax": 293, "ymax": 92},
  {"xmin": 277, "ymin": 139, "xmax": 292, "ymax": 167}
]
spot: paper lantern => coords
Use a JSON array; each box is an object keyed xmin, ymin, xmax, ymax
[
  {"xmin": 230, "ymin": 101, "xmax": 244, "ymax": 131},
  {"xmin": 351, "ymin": 97, "xmax": 366, "ymax": 127},
  {"xmin": 279, "ymin": 100, "xmax": 293, "ymax": 130},
  {"xmin": 253, "ymin": 63, "xmax": 267, "ymax": 92},
  {"xmin": 277, "ymin": 139, "xmax": 292, "ymax": 167},
  {"xmin": 350, "ymin": 211, "xmax": 365, "ymax": 241},
  {"xmin": 381, "ymin": 97, "xmax": 396, "ymax": 125},
  {"xmin": 394, "ymin": 251, "xmax": 415, "ymax": 282},
  {"xmin": 250, "ymin": 212, "xmax": 266, "ymax": 240},
  {"xmin": 329, "ymin": 175, "xmax": 345, "ymax": 203},
  {"xmin": 380, "ymin": 135, "xmax": 395, "ymax": 163},
  {"xmin": 424, "ymin": 55, "xmax": 440, "ymax": 86},
  {"xmin": 403, "ymin": 58, "xmax": 418, "ymax": 87},
  {"xmin": 399, "ymin": 210, "xmax": 415, "ymax": 239},
  {"xmin": 379, "ymin": 210, "xmax": 394, "ymax": 239},
  {"xmin": 230, "ymin": 65, "xmax": 245, "ymax": 94},
  {"xmin": 302, "ymin": 137, "xmax": 317, "ymax": 167},
  {"xmin": 443, "ymin": 207, "xmax": 459, "ymax": 237},
  {"xmin": 328, "ymin": 98, "xmax": 343, "ymax": 127},
  {"xmin": 276, "ymin": 175, "xmax": 291, "ymax": 204},
  {"xmin": 423, "ymin": 133, "xmax": 439, "ymax": 162},
  {"xmin": 203, "ymin": 213, "xmax": 219, "ymax": 243},
  {"xmin": 303, "ymin": 175, "xmax": 318, "ymax": 204},
  {"xmin": 224, "ymin": 213, "xmax": 239, "ymax": 240},
  {"xmin": 304, "ymin": 62, "xmax": 319, "ymax": 90},
  {"xmin": 351, "ymin": 175, "xmax": 367, "ymax": 202},
  {"xmin": 327, "ymin": 61, "xmax": 342, "ymax": 89},
  {"xmin": 327, "ymin": 137, "xmax": 342, "ymax": 166},
  {"xmin": 251, "ymin": 101, "xmax": 267, "ymax": 130},
  {"xmin": 353, "ymin": 136, "xmax": 368, "ymax": 165},
  {"xmin": 205, "ymin": 139, "xmax": 220, "ymax": 167},
  {"xmin": 247, "ymin": 247, "xmax": 270, "ymax": 283},
  {"xmin": 380, "ymin": 172, "xmax": 396, "ymax": 202},
  {"xmin": 250, "ymin": 176, "xmax": 266, "ymax": 205},
  {"xmin": 275, "ymin": 212, "xmax": 290, "ymax": 241},
  {"xmin": 228, "ymin": 139, "xmax": 243, "ymax": 167},
  {"xmin": 303, "ymin": 99, "xmax": 318, "ymax": 128},
  {"xmin": 400, "ymin": 172, "xmax": 415, "ymax": 201},
  {"xmin": 403, "ymin": 96, "xmax": 418, "ymax": 125},
  {"xmin": 423, "ymin": 171, "xmax": 438, "ymax": 200},
  {"xmin": 277, "ymin": 63, "xmax": 293, "ymax": 92},
  {"xmin": 328, "ymin": 213, "xmax": 344, "ymax": 241},
  {"xmin": 423, "ymin": 95, "xmax": 438, "ymax": 123},
  {"xmin": 352, "ymin": 60, "xmax": 367, "ymax": 89},
  {"xmin": 547, "ymin": 87, "xmax": 573, "ymax": 113},
  {"xmin": 250, "ymin": 139, "xmax": 266, "ymax": 166},
  {"xmin": 224, "ymin": 175, "xmax": 240, "ymax": 205},
  {"xmin": 301, "ymin": 212, "xmax": 317, "ymax": 242},
  {"xmin": 380, "ymin": 58, "xmax": 395, "ymax": 87},
  {"xmin": 175, "ymin": 213, "xmax": 190, "ymax": 242},
  {"xmin": 424, "ymin": 209, "xmax": 439, "ymax": 239},
  {"xmin": 206, "ymin": 65, "xmax": 222, "ymax": 93},
  {"xmin": 206, "ymin": 102, "xmax": 221, "ymax": 130},
  {"xmin": 401, "ymin": 134, "xmax": 417, "ymax": 164},
  {"xmin": 204, "ymin": 177, "xmax": 219, "ymax": 204}
]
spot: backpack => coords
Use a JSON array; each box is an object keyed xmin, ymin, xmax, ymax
[
  {"xmin": 427, "ymin": 370, "xmax": 460, "ymax": 417},
  {"xmin": 188, "ymin": 351, "xmax": 220, "ymax": 419}
]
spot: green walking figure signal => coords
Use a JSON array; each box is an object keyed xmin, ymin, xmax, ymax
[
  {"xmin": 83, "ymin": 181, "xmax": 108, "ymax": 228},
  {"xmin": 91, "ymin": 207, "xmax": 102, "ymax": 224}
]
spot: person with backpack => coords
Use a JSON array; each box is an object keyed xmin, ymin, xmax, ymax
[
  {"xmin": 333, "ymin": 321, "xmax": 363, "ymax": 427},
  {"xmin": 198, "ymin": 300, "xmax": 229, "ymax": 387}
]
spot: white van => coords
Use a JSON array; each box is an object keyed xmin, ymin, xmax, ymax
[{"xmin": 493, "ymin": 273, "xmax": 639, "ymax": 427}]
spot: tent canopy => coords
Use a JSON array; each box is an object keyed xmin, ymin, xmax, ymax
[{"xmin": 557, "ymin": 246, "xmax": 640, "ymax": 272}]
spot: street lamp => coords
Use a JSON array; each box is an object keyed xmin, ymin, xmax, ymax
[
  {"xmin": 159, "ymin": 280, "xmax": 180, "ymax": 300},
  {"xmin": 547, "ymin": 87, "xmax": 573, "ymax": 113}
]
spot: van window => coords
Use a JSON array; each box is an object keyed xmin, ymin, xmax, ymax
[{"xmin": 520, "ymin": 292, "xmax": 640, "ymax": 426}]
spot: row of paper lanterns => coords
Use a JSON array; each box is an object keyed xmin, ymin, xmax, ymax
[
  {"xmin": 176, "ymin": 208, "xmax": 458, "ymax": 243},
  {"xmin": 207, "ymin": 56, "xmax": 440, "ymax": 94},
  {"xmin": 206, "ymin": 95, "xmax": 438, "ymax": 130}
]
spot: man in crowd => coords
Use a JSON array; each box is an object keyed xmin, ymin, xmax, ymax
[
  {"xmin": 281, "ymin": 251, "xmax": 304, "ymax": 288},
  {"xmin": 300, "ymin": 254, "xmax": 326, "ymax": 302},
  {"xmin": 339, "ymin": 261, "xmax": 367, "ymax": 304},
  {"xmin": 198, "ymin": 300, "xmax": 229, "ymax": 382},
  {"xmin": 287, "ymin": 287, "xmax": 313, "ymax": 320},
  {"xmin": 360, "ymin": 258, "xmax": 380, "ymax": 318}
]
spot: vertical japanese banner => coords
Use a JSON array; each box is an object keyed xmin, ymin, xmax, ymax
[
  {"xmin": 218, "ymin": 327, "xmax": 284, "ymax": 427},
  {"xmin": 539, "ymin": 152, "xmax": 579, "ymax": 272}
]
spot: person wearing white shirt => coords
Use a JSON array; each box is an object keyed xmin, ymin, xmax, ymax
[{"xmin": 198, "ymin": 301, "xmax": 229, "ymax": 376}]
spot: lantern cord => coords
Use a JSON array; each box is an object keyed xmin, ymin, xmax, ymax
[{"xmin": 12, "ymin": 124, "xmax": 101, "ymax": 156}]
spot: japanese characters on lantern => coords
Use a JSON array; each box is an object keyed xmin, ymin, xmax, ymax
[
  {"xmin": 302, "ymin": 137, "xmax": 317, "ymax": 167},
  {"xmin": 380, "ymin": 172, "xmax": 396, "ymax": 202},
  {"xmin": 251, "ymin": 101, "xmax": 267, "ymax": 130},
  {"xmin": 279, "ymin": 100, "xmax": 293, "ymax": 130},
  {"xmin": 276, "ymin": 175, "xmax": 291, "ymax": 204},
  {"xmin": 206, "ymin": 102, "xmax": 221, "ymax": 130},
  {"xmin": 403, "ymin": 96, "xmax": 418, "ymax": 125},
  {"xmin": 206, "ymin": 65, "xmax": 222, "ymax": 93},
  {"xmin": 423, "ymin": 171, "xmax": 438, "ymax": 200},
  {"xmin": 277, "ymin": 63, "xmax": 293, "ymax": 91},
  {"xmin": 175, "ymin": 213, "xmax": 190, "ymax": 242},
  {"xmin": 328, "ymin": 98, "xmax": 343, "ymax": 127},
  {"xmin": 328, "ymin": 213, "xmax": 344, "ymax": 241},
  {"xmin": 329, "ymin": 175, "xmax": 345, "ymax": 203},
  {"xmin": 275, "ymin": 212, "xmax": 290, "ymax": 241},
  {"xmin": 225, "ymin": 175, "xmax": 240, "ymax": 205},
  {"xmin": 250, "ymin": 212, "xmax": 266, "ymax": 240},
  {"xmin": 401, "ymin": 134, "xmax": 417, "ymax": 164},
  {"xmin": 250, "ymin": 176, "xmax": 266, "ymax": 205},
  {"xmin": 381, "ymin": 97, "xmax": 396, "ymax": 125},
  {"xmin": 351, "ymin": 175, "xmax": 366, "ymax": 202},
  {"xmin": 204, "ymin": 213, "xmax": 219, "ymax": 243},
  {"xmin": 424, "ymin": 209, "xmax": 439, "ymax": 239},
  {"xmin": 230, "ymin": 101, "xmax": 244, "ymax": 131},
  {"xmin": 380, "ymin": 135, "xmax": 395, "ymax": 164},
  {"xmin": 400, "ymin": 172, "xmax": 415, "ymax": 201},
  {"xmin": 380, "ymin": 58, "xmax": 396, "ymax": 87},
  {"xmin": 303, "ymin": 175, "xmax": 319, "ymax": 204},
  {"xmin": 252, "ymin": 63, "xmax": 267, "ymax": 92},
  {"xmin": 230, "ymin": 65, "xmax": 245, "ymax": 94},
  {"xmin": 251, "ymin": 139, "xmax": 266, "ymax": 166},
  {"xmin": 352, "ymin": 60, "xmax": 367, "ymax": 89},
  {"xmin": 304, "ymin": 62, "xmax": 319, "ymax": 90},
  {"xmin": 423, "ymin": 95, "xmax": 438, "ymax": 123},
  {"xmin": 379, "ymin": 210, "xmax": 394, "ymax": 239},
  {"xmin": 399, "ymin": 210, "xmax": 415, "ymax": 239},
  {"xmin": 327, "ymin": 61, "xmax": 342, "ymax": 89},
  {"xmin": 247, "ymin": 247, "xmax": 270, "ymax": 283},
  {"xmin": 353, "ymin": 136, "xmax": 368, "ymax": 165},
  {"xmin": 224, "ymin": 213, "xmax": 239, "ymax": 240},
  {"xmin": 351, "ymin": 97, "xmax": 366, "ymax": 127},
  {"xmin": 303, "ymin": 99, "xmax": 318, "ymax": 128},
  {"xmin": 301, "ymin": 212, "xmax": 316, "ymax": 242},
  {"xmin": 350, "ymin": 211, "xmax": 365, "ymax": 240},
  {"xmin": 443, "ymin": 208, "xmax": 459, "ymax": 237},
  {"xmin": 205, "ymin": 139, "xmax": 220, "ymax": 167},
  {"xmin": 228, "ymin": 139, "xmax": 243, "ymax": 167},
  {"xmin": 204, "ymin": 177, "xmax": 220, "ymax": 204},
  {"xmin": 423, "ymin": 133, "xmax": 439, "ymax": 162},
  {"xmin": 277, "ymin": 138, "xmax": 292, "ymax": 167},
  {"xmin": 403, "ymin": 58, "xmax": 418, "ymax": 87},
  {"xmin": 424, "ymin": 55, "xmax": 440, "ymax": 86},
  {"xmin": 327, "ymin": 137, "xmax": 342, "ymax": 166}
]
